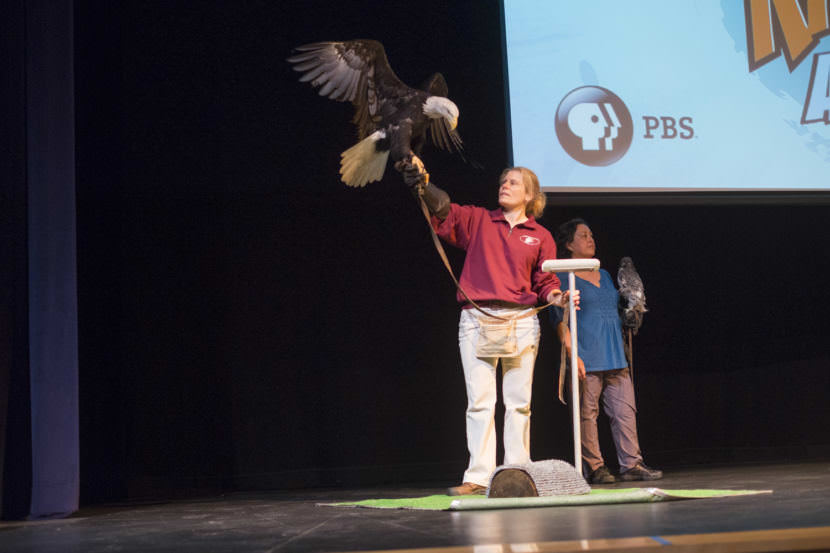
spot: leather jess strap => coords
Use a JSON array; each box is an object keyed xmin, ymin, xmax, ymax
[{"xmin": 417, "ymin": 194, "xmax": 555, "ymax": 322}]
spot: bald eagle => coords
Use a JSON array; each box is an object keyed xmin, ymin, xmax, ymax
[{"xmin": 287, "ymin": 39, "xmax": 467, "ymax": 187}]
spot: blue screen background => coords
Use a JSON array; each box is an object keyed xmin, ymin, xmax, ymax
[{"xmin": 502, "ymin": 1, "xmax": 830, "ymax": 191}]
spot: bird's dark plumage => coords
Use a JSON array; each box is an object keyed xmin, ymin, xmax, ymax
[
  {"xmin": 617, "ymin": 256, "xmax": 647, "ymax": 334},
  {"xmin": 287, "ymin": 39, "xmax": 467, "ymax": 187}
]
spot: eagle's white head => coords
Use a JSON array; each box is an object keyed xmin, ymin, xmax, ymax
[{"xmin": 423, "ymin": 96, "xmax": 459, "ymax": 130}]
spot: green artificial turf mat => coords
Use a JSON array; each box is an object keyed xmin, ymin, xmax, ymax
[{"xmin": 321, "ymin": 488, "xmax": 771, "ymax": 511}]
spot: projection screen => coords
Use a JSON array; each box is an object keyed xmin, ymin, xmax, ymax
[{"xmin": 500, "ymin": 1, "xmax": 830, "ymax": 197}]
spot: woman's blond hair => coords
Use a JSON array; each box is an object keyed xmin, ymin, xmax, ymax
[{"xmin": 500, "ymin": 166, "xmax": 546, "ymax": 218}]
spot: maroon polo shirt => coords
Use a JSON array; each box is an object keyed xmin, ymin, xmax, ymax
[{"xmin": 433, "ymin": 204, "xmax": 561, "ymax": 306}]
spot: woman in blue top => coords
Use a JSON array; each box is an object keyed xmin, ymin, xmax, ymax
[{"xmin": 551, "ymin": 219, "xmax": 662, "ymax": 484}]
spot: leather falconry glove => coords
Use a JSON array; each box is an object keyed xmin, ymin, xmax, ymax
[{"xmin": 396, "ymin": 156, "xmax": 450, "ymax": 220}]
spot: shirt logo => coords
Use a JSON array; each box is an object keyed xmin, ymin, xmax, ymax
[{"xmin": 519, "ymin": 235, "xmax": 540, "ymax": 246}]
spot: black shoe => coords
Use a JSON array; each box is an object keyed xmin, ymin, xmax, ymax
[
  {"xmin": 588, "ymin": 465, "xmax": 616, "ymax": 484},
  {"xmin": 619, "ymin": 463, "xmax": 663, "ymax": 481}
]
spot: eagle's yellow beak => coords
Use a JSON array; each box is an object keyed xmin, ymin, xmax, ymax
[{"xmin": 450, "ymin": 117, "xmax": 458, "ymax": 131}]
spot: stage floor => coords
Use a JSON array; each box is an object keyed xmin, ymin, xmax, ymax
[{"xmin": 2, "ymin": 461, "xmax": 829, "ymax": 553}]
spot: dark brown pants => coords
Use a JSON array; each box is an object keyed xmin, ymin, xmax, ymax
[{"xmin": 580, "ymin": 368, "xmax": 643, "ymax": 473}]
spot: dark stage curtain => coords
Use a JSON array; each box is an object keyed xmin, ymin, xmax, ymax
[
  {"xmin": 0, "ymin": 0, "xmax": 28, "ymax": 520},
  {"xmin": 1, "ymin": 0, "xmax": 79, "ymax": 520}
]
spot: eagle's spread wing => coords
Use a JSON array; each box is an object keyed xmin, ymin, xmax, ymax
[
  {"xmin": 420, "ymin": 72, "xmax": 466, "ymax": 156},
  {"xmin": 421, "ymin": 72, "xmax": 449, "ymax": 97},
  {"xmin": 287, "ymin": 40, "xmax": 409, "ymax": 139}
]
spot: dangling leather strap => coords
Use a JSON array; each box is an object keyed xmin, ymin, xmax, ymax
[
  {"xmin": 557, "ymin": 309, "xmax": 570, "ymax": 404},
  {"xmin": 417, "ymin": 194, "xmax": 554, "ymax": 322}
]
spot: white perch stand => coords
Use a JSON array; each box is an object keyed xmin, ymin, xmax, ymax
[{"xmin": 541, "ymin": 258, "xmax": 601, "ymax": 477}]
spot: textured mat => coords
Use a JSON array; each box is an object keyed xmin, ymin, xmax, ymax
[{"xmin": 322, "ymin": 488, "xmax": 771, "ymax": 511}]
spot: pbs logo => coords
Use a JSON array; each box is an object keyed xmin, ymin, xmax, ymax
[{"xmin": 555, "ymin": 86, "xmax": 633, "ymax": 166}]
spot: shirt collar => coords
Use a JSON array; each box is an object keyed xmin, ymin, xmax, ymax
[{"xmin": 490, "ymin": 209, "xmax": 538, "ymax": 229}]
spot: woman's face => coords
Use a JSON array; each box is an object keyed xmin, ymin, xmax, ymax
[
  {"xmin": 498, "ymin": 170, "xmax": 532, "ymax": 212},
  {"xmin": 567, "ymin": 224, "xmax": 595, "ymax": 258}
]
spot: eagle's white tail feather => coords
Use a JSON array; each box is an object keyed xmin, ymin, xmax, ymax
[{"xmin": 339, "ymin": 131, "xmax": 388, "ymax": 187}]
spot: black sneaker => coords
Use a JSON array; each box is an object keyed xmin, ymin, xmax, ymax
[
  {"xmin": 588, "ymin": 465, "xmax": 616, "ymax": 484},
  {"xmin": 619, "ymin": 463, "xmax": 663, "ymax": 481}
]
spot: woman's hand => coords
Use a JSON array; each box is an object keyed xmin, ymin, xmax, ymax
[
  {"xmin": 547, "ymin": 289, "xmax": 580, "ymax": 309},
  {"xmin": 564, "ymin": 348, "xmax": 587, "ymax": 380}
]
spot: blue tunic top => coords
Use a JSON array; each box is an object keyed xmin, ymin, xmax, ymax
[{"xmin": 550, "ymin": 269, "xmax": 628, "ymax": 372}]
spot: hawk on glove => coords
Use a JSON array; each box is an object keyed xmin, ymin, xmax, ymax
[{"xmin": 617, "ymin": 256, "xmax": 647, "ymax": 335}]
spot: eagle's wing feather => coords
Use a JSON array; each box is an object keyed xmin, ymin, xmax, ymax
[
  {"xmin": 429, "ymin": 121, "xmax": 447, "ymax": 151},
  {"xmin": 288, "ymin": 40, "xmax": 410, "ymax": 139},
  {"xmin": 421, "ymin": 72, "xmax": 449, "ymax": 98},
  {"xmin": 421, "ymin": 73, "xmax": 456, "ymax": 153},
  {"xmin": 421, "ymin": 72, "xmax": 479, "ymax": 166},
  {"xmin": 428, "ymin": 118, "xmax": 478, "ymax": 166}
]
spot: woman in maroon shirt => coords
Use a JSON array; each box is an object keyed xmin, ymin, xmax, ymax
[{"xmin": 401, "ymin": 160, "xmax": 577, "ymax": 496}]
